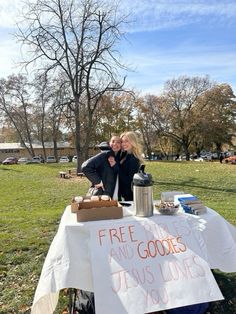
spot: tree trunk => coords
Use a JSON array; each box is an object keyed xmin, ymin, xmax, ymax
[
  {"xmin": 74, "ymin": 103, "xmax": 82, "ymax": 172},
  {"xmin": 53, "ymin": 139, "xmax": 58, "ymax": 161},
  {"xmin": 182, "ymin": 143, "xmax": 190, "ymax": 160},
  {"xmin": 215, "ymin": 142, "xmax": 222, "ymax": 158}
]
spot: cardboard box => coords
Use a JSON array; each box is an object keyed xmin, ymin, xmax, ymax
[
  {"xmin": 76, "ymin": 205, "xmax": 123, "ymax": 222},
  {"xmin": 71, "ymin": 202, "xmax": 79, "ymax": 213},
  {"xmin": 74, "ymin": 198, "xmax": 123, "ymax": 222},
  {"xmin": 79, "ymin": 199, "xmax": 118, "ymax": 209}
]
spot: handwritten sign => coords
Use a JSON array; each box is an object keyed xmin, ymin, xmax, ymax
[{"xmin": 89, "ymin": 215, "xmax": 223, "ymax": 314}]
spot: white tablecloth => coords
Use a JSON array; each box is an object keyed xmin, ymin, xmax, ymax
[{"xmin": 31, "ymin": 205, "xmax": 236, "ymax": 314}]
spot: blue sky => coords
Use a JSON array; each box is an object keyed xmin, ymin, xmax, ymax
[{"xmin": 0, "ymin": 0, "xmax": 236, "ymax": 95}]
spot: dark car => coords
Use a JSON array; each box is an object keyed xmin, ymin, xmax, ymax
[{"xmin": 2, "ymin": 157, "xmax": 18, "ymax": 165}]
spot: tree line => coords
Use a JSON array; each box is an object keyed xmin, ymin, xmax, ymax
[
  {"xmin": 0, "ymin": 73, "xmax": 235, "ymax": 162},
  {"xmin": 0, "ymin": 0, "xmax": 235, "ymax": 169}
]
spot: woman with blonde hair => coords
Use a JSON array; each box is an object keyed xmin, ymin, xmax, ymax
[{"xmin": 118, "ymin": 131, "xmax": 144, "ymax": 201}]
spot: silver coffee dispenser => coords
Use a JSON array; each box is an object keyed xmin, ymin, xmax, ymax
[{"xmin": 133, "ymin": 165, "xmax": 154, "ymax": 217}]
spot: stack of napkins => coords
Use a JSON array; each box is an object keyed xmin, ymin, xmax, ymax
[
  {"xmin": 161, "ymin": 191, "xmax": 185, "ymax": 202},
  {"xmin": 174, "ymin": 194, "xmax": 207, "ymax": 215}
]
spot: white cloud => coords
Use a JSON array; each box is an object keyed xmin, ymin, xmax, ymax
[
  {"xmin": 122, "ymin": 43, "xmax": 236, "ymax": 94},
  {"xmin": 2, "ymin": 0, "xmax": 236, "ymax": 31},
  {"xmin": 0, "ymin": 0, "xmax": 236, "ymax": 95},
  {"xmin": 0, "ymin": 37, "xmax": 23, "ymax": 76},
  {"xmin": 0, "ymin": 0, "xmax": 24, "ymax": 28},
  {"xmin": 0, "ymin": 0, "xmax": 26, "ymax": 76},
  {"xmin": 119, "ymin": 0, "xmax": 236, "ymax": 32}
]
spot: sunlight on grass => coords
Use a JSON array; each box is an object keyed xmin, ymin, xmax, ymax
[{"xmin": 0, "ymin": 161, "xmax": 235, "ymax": 313}]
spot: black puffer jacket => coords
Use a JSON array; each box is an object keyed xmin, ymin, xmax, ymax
[
  {"xmin": 81, "ymin": 151, "xmax": 117, "ymax": 197},
  {"xmin": 118, "ymin": 153, "xmax": 140, "ymax": 201}
]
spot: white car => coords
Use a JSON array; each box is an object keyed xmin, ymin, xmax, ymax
[
  {"xmin": 18, "ymin": 157, "xmax": 31, "ymax": 164},
  {"xmin": 59, "ymin": 156, "xmax": 69, "ymax": 163},
  {"xmin": 194, "ymin": 157, "xmax": 204, "ymax": 162},
  {"xmin": 72, "ymin": 155, "xmax": 77, "ymax": 163},
  {"xmin": 46, "ymin": 156, "xmax": 56, "ymax": 163},
  {"xmin": 32, "ymin": 156, "xmax": 44, "ymax": 163}
]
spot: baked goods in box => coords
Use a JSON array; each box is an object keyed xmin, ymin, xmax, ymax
[
  {"xmin": 91, "ymin": 195, "xmax": 100, "ymax": 201},
  {"xmin": 79, "ymin": 199, "xmax": 118, "ymax": 209},
  {"xmin": 74, "ymin": 196, "xmax": 83, "ymax": 203},
  {"xmin": 101, "ymin": 195, "xmax": 110, "ymax": 201},
  {"xmin": 76, "ymin": 197, "xmax": 123, "ymax": 222}
]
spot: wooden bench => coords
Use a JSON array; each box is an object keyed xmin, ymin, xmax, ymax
[
  {"xmin": 59, "ymin": 170, "xmax": 84, "ymax": 179},
  {"xmin": 68, "ymin": 168, "xmax": 77, "ymax": 176},
  {"xmin": 68, "ymin": 169, "xmax": 84, "ymax": 177},
  {"xmin": 77, "ymin": 172, "xmax": 84, "ymax": 178},
  {"xmin": 59, "ymin": 171, "xmax": 67, "ymax": 178}
]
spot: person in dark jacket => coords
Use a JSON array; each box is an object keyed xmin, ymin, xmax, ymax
[
  {"xmin": 118, "ymin": 131, "xmax": 144, "ymax": 201},
  {"xmin": 78, "ymin": 136, "xmax": 121, "ymax": 314},
  {"xmin": 81, "ymin": 135, "xmax": 121, "ymax": 198}
]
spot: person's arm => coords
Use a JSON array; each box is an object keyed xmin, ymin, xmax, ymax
[
  {"xmin": 109, "ymin": 151, "xmax": 126, "ymax": 174},
  {"xmin": 81, "ymin": 152, "xmax": 106, "ymax": 186},
  {"xmin": 108, "ymin": 156, "xmax": 120, "ymax": 175}
]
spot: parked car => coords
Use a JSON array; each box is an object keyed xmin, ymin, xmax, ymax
[
  {"xmin": 59, "ymin": 156, "xmax": 70, "ymax": 163},
  {"xmin": 223, "ymin": 155, "xmax": 236, "ymax": 164},
  {"xmin": 211, "ymin": 153, "xmax": 218, "ymax": 159},
  {"xmin": 18, "ymin": 157, "xmax": 31, "ymax": 164},
  {"xmin": 2, "ymin": 156, "xmax": 18, "ymax": 165},
  {"xmin": 32, "ymin": 156, "xmax": 44, "ymax": 163},
  {"xmin": 223, "ymin": 151, "xmax": 235, "ymax": 158},
  {"xmin": 194, "ymin": 157, "xmax": 204, "ymax": 162},
  {"xmin": 201, "ymin": 153, "xmax": 212, "ymax": 161},
  {"xmin": 179, "ymin": 155, "xmax": 186, "ymax": 161},
  {"xmin": 72, "ymin": 155, "xmax": 77, "ymax": 163},
  {"xmin": 26, "ymin": 156, "xmax": 44, "ymax": 164},
  {"xmin": 26, "ymin": 160, "xmax": 40, "ymax": 164},
  {"xmin": 46, "ymin": 156, "xmax": 57, "ymax": 163}
]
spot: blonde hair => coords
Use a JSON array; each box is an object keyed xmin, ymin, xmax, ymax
[{"xmin": 120, "ymin": 131, "xmax": 145, "ymax": 164}]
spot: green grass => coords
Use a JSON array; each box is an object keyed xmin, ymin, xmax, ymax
[
  {"xmin": 147, "ymin": 161, "xmax": 236, "ymax": 224},
  {"xmin": 0, "ymin": 161, "xmax": 235, "ymax": 313}
]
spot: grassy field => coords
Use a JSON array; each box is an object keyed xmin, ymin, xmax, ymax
[{"xmin": 0, "ymin": 161, "xmax": 235, "ymax": 313}]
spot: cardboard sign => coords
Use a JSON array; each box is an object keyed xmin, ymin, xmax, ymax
[{"xmin": 90, "ymin": 215, "xmax": 223, "ymax": 314}]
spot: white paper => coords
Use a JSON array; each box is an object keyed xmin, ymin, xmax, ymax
[{"xmin": 90, "ymin": 215, "xmax": 223, "ymax": 314}]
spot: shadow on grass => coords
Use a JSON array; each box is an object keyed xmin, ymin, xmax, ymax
[
  {"xmin": 154, "ymin": 179, "xmax": 236, "ymax": 194},
  {"xmin": 0, "ymin": 167, "xmax": 22, "ymax": 172},
  {"xmin": 206, "ymin": 270, "xmax": 236, "ymax": 314}
]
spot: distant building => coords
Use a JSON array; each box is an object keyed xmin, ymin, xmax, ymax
[{"xmin": 0, "ymin": 142, "xmax": 75, "ymax": 161}]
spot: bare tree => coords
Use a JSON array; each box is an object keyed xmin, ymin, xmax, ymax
[
  {"xmin": 33, "ymin": 74, "xmax": 51, "ymax": 159},
  {"xmin": 134, "ymin": 94, "xmax": 160, "ymax": 158},
  {"xmin": 49, "ymin": 77, "xmax": 72, "ymax": 160},
  {"xmin": 17, "ymin": 0, "xmax": 128, "ymax": 170},
  {"xmin": 0, "ymin": 75, "xmax": 36, "ymax": 156},
  {"xmin": 32, "ymin": 73, "xmax": 69, "ymax": 160}
]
